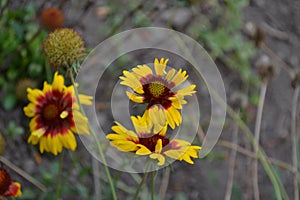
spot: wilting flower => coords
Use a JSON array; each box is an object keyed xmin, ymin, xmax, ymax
[
  {"xmin": 120, "ymin": 58, "xmax": 196, "ymax": 131},
  {"xmin": 24, "ymin": 72, "xmax": 92, "ymax": 155},
  {"xmin": 40, "ymin": 7, "xmax": 64, "ymax": 31},
  {"xmin": 0, "ymin": 168, "xmax": 22, "ymax": 199},
  {"xmin": 43, "ymin": 28, "xmax": 85, "ymax": 68},
  {"xmin": 106, "ymin": 116, "xmax": 201, "ymax": 166}
]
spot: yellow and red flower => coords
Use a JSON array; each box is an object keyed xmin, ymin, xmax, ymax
[
  {"xmin": 0, "ymin": 168, "xmax": 22, "ymax": 199},
  {"xmin": 106, "ymin": 116, "xmax": 201, "ymax": 166},
  {"xmin": 24, "ymin": 72, "xmax": 92, "ymax": 155},
  {"xmin": 120, "ymin": 58, "xmax": 196, "ymax": 131}
]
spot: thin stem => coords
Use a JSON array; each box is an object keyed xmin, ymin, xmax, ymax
[
  {"xmin": 0, "ymin": 156, "xmax": 47, "ymax": 192},
  {"xmin": 292, "ymin": 86, "xmax": 300, "ymax": 200},
  {"xmin": 252, "ymin": 83, "xmax": 268, "ymax": 200},
  {"xmin": 217, "ymin": 90, "xmax": 286, "ymax": 199},
  {"xmin": 261, "ymin": 43, "xmax": 294, "ymax": 77},
  {"xmin": 159, "ymin": 168, "xmax": 170, "ymax": 199},
  {"xmin": 69, "ymin": 69, "xmax": 117, "ymax": 200},
  {"xmin": 225, "ymin": 110, "xmax": 239, "ymax": 200},
  {"xmin": 134, "ymin": 173, "xmax": 148, "ymax": 200},
  {"xmin": 55, "ymin": 152, "xmax": 64, "ymax": 199},
  {"xmin": 92, "ymin": 157, "xmax": 101, "ymax": 199},
  {"xmin": 151, "ymin": 171, "xmax": 155, "ymax": 200}
]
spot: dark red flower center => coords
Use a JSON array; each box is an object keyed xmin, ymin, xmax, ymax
[
  {"xmin": 36, "ymin": 89, "xmax": 74, "ymax": 137},
  {"xmin": 139, "ymin": 134, "xmax": 169, "ymax": 152},
  {"xmin": 142, "ymin": 77, "xmax": 175, "ymax": 109},
  {"xmin": 0, "ymin": 168, "xmax": 12, "ymax": 195},
  {"xmin": 43, "ymin": 104, "xmax": 59, "ymax": 120}
]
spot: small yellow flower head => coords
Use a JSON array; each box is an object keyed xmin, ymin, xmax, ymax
[
  {"xmin": 43, "ymin": 28, "xmax": 86, "ymax": 68},
  {"xmin": 0, "ymin": 168, "xmax": 22, "ymax": 198}
]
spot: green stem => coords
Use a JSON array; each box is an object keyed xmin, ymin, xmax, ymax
[
  {"xmin": 69, "ymin": 69, "xmax": 117, "ymax": 200},
  {"xmin": 151, "ymin": 171, "xmax": 155, "ymax": 200},
  {"xmin": 291, "ymin": 86, "xmax": 300, "ymax": 200},
  {"xmin": 55, "ymin": 152, "xmax": 64, "ymax": 199},
  {"xmin": 134, "ymin": 173, "xmax": 148, "ymax": 200}
]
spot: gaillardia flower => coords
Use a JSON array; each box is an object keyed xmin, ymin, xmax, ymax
[
  {"xmin": 24, "ymin": 72, "xmax": 92, "ymax": 155},
  {"xmin": 120, "ymin": 58, "xmax": 196, "ymax": 131},
  {"xmin": 40, "ymin": 7, "xmax": 64, "ymax": 31},
  {"xmin": 43, "ymin": 28, "xmax": 85, "ymax": 68},
  {"xmin": 0, "ymin": 168, "xmax": 22, "ymax": 199},
  {"xmin": 106, "ymin": 116, "xmax": 201, "ymax": 166}
]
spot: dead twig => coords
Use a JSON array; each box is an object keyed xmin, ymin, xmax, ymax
[
  {"xmin": 217, "ymin": 140, "xmax": 295, "ymax": 173},
  {"xmin": 0, "ymin": 156, "xmax": 47, "ymax": 192}
]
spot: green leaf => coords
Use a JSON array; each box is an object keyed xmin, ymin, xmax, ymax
[{"xmin": 2, "ymin": 93, "xmax": 17, "ymax": 110}]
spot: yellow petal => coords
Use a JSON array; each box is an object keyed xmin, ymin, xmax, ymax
[
  {"xmin": 79, "ymin": 94, "xmax": 93, "ymax": 105},
  {"xmin": 154, "ymin": 58, "xmax": 168, "ymax": 76},
  {"xmin": 155, "ymin": 139, "xmax": 163, "ymax": 153},
  {"xmin": 27, "ymin": 88, "xmax": 44, "ymax": 104},
  {"xmin": 176, "ymin": 84, "xmax": 196, "ymax": 97},
  {"xmin": 136, "ymin": 144, "xmax": 152, "ymax": 155},
  {"xmin": 169, "ymin": 96, "xmax": 182, "ymax": 109},
  {"xmin": 23, "ymin": 103, "xmax": 36, "ymax": 117},
  {"xmin": 126, "ymin": 91, "xmax": 144, "ymax": 103},
  {"xmin": 72, "ymin": 110, "xmax": 90, "ymax": 134},
  {"xmin": 166, "ymin": 68, "xmax": 176, "ymax": 81},
  {"xmin": 120, "ymin": 70, "xmax": 143, "ymax": 93},
  {"xmin": 170, "ymin": 69, "xmax": 188, "ymax": 86},
  {"xmin": 168, "ymin": 107, "xmax": 182, "ymax": 126},
  {"xmin": 52, "ymin": 72, "xmax": 65, "ymax": 92},
  {"xmin": 32, "ymin": 128, "xmax": 46, "ymax": 138},
  {"xmin": 131, "ymin": 115, "xmax": 151, "ymax": 134},
  {"xmin": 147, "ymin": 105, "xmax": 166, "ymax": 133},
  {"xmin": 110, "ymin": 141, "xmax": 139, "ymax": 152},
  {"xmin": 149, "ymin": 153, "xmax": 165, "ymax": 166}
]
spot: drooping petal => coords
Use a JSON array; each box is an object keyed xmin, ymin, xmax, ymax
[
  {"xmin": 126, "ymin": 91, "xmax": 144, "ymax": 103},
  {"xmin": 149, "ymin": 153, "xmax": 165, "ymax": 166}
]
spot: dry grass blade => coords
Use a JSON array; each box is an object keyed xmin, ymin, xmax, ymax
[{"xmin": 0, "ymin": 156, "xmax": 47, "ymax": 192}]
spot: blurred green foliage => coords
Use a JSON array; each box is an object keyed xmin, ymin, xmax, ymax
[{"xmin": 0, "ymin": 2, "xmax": 48, "ymax": 110}]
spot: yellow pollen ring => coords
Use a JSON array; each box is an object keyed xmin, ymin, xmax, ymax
[
  {"xmin": 149, "ymin": 82, "xmax": 165, "ymax": 98},
  {"xmin": 60, "ymin": 111, "xmax": 69, "ymax": 119}
]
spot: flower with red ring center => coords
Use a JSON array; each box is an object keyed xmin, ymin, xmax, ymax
[
  {"xmin": 120, "ymin": 58, "xmax": 196, "ymax": 132},
  {"xmin": 106, "ymin": 115, "xmax": 201, "ymax": 166},
  {"xmin": 24, "ymin": 72, "xmax": 92, "ymax": 155}
]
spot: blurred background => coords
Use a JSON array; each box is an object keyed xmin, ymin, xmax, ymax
[{"xmin": 0, "ymin": 0, "xmax": 300, "ymax": 199}]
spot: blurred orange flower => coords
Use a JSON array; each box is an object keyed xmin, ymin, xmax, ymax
[{"xmin": 40, "ymin": 7, "xmax": 64, "ymax": 31}]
